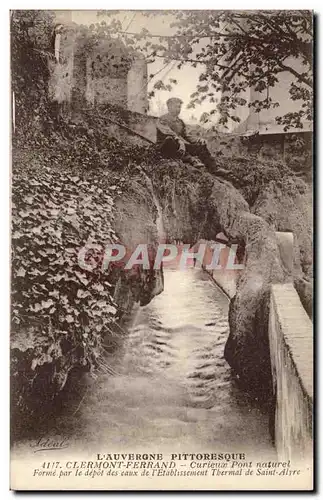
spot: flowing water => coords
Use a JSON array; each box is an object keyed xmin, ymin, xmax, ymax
[{"xmin": 13, "ymin": 268, "xmax": 274, "ymax": 459}]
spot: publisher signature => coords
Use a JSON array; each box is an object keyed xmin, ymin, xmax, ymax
[{"xmin": 30, "ymin": 437, "xmax": 70, "ymax": 453}]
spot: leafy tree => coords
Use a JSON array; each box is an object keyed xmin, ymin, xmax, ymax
[
  {"xmin": 11, "ymin": 10, "xmax": 313, "ymax": 132},
  {"xmin": 99, "ymin": 10, "xmax": 313, "ymax": 130}
]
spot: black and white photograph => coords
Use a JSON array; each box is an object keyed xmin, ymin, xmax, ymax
[{"xmin": 10, "ymin": 9, "xmax": 313, "ymax": 490}]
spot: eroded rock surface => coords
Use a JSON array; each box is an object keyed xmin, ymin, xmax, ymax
[{"xmin": 145, "ymin": 161, "xmax": 293, "ymax": 395}]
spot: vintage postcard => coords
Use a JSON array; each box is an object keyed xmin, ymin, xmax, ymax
[{"xmin": 10, "ymin": 9, "xmax": 313, "ymax": 490}]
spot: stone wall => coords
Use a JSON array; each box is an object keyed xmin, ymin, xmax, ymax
[
  {"xmin": 127, "ymin": 56, "xmax": 148, "ymax": 114},
  {"xmin": 269, "ymin": 283, "xmax": 313, "ymax": 463},
  {"xmin": 203, "ymin": 230, "xmax": 313, "ymax": 461},
  {"xmin": 49, "ymin": 25, "xmax": 148, "ymax": 114},
  {"xmin": 200, "ymin": 236, "xmax": 244, "ymax": 299},
  {"xmin": 48, "ymin": 26, "xmax": 75, "ymax": 104}
]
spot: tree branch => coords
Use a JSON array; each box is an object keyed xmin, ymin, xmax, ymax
[{"xmin": 278, "ymin": 63, "xmax": 312, "ymax": 87}]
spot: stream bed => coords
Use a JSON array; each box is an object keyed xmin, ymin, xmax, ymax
[{"xmin": 12, "ymin": 268, "xmax": 275, "ymax": 461}]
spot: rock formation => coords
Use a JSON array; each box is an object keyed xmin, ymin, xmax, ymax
[{"xmin": 11, "ymin": 109, "xmax": 312, "ymax": 432}]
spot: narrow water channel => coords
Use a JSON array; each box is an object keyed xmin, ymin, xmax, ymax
[{"xmin": 13, "ymin": 268, "xmax": 275, "ymax": 459}]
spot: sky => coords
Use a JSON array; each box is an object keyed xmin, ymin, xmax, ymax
[{"xmin": 58, "ymin": 10, "xmax": 220, "ymax": 124}]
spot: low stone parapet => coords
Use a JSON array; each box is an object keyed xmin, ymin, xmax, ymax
[{"xmin": 269, "ymin": 283, "xmax": 313, "ymax": 463}]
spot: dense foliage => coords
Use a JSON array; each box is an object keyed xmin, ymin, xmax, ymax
[
  {"xmin": 11, "ymin": 162, "xmax": 118, "ymax": 334},
  {"xmin": 11, "ymin": 10, "xmax": 56, "ymax": 136},
  {"xmin": 10, "ymin": 9, "xmax": 312, "ymax": 430},
  {"xmin": 10, "ymin": 105, "xmax": 161, "ymax": 427},
  {"xmin": 12, "ymin": 9, "xmax": 313, "ymax": 133},
  {"xmin": 98, "ymin": 10, "xmax": 312, "ymax": 130},
  {"xmin": 11, "ymin": 140, "xmax": 120, "ymax": 420}
]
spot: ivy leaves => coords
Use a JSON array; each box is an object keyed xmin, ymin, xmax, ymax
[{"xmin": 11, "ymin": 162, "xmax": 119, "ymax": 374}]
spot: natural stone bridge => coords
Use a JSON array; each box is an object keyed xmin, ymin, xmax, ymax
[
  {"xmin": 55, "ymin": 108, "xmax": 313, "ymax": 462},
  {"xmin": 114, "ymin": 158, "xmax": 313, "ymax": 462},
  {"xmin": 202, "ymin": 231, "xmax": 313, "ymax": 462},
  {"xmin": 12, "ymin": 105, "xmax": 312, "ymax": 462}
]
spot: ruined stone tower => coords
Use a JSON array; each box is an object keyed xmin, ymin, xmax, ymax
[{"xmin": 49, "ymin": 11, "xmax": 148, "ymax": 115}]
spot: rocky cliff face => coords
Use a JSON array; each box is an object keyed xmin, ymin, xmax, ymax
[
  {"xmin": 252, "ymin": 181, "xmax": 312, "ymax": 318},
  {"xmin": 11, "ymin": 108, "xmax": 312, "ymax": 432},
  {"xmin": 145, "ymin": 160, "xmax": 293, "ymax": 396},
  {"xmin": 110, "ymin": 170, "xmax": 164, "ymax": 314}
]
